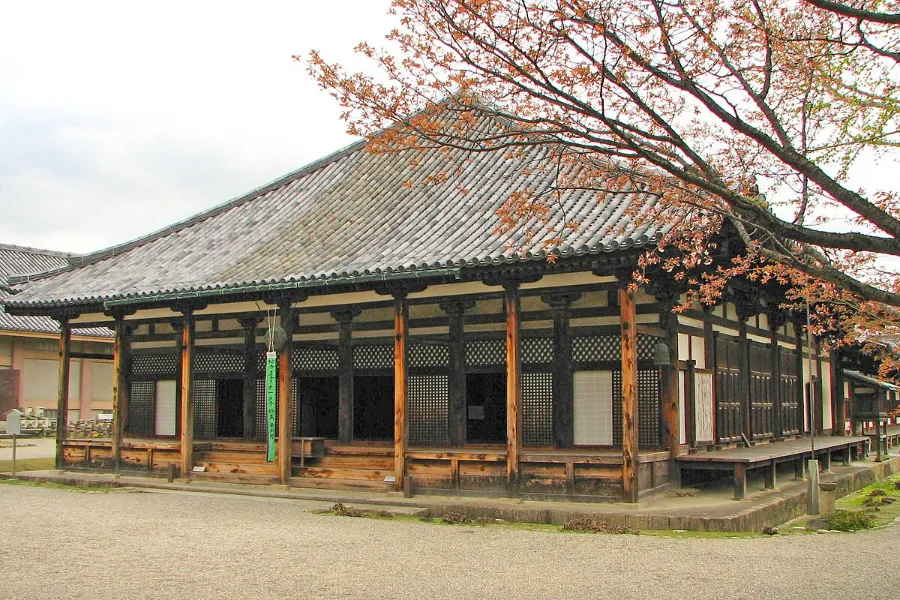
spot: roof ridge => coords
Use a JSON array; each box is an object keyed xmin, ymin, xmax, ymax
[
  {"xmin": 25, "ymin": 137, "xmax": 370, "ymax": 282},
  {"xmin": 0, "ymin": 243, "xmax": 75, "ymax": 257}
]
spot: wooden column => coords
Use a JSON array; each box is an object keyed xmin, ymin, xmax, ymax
[
  {"xmin": 239, "ymin": 317, "xmax": 260, "ymax": 440},
  {"xmin": 733, "ymin": 291, "xmax": 756, "ymax": 440},
  {"xmin": 277, "ymin": 299, "xmax": 294, "ymax": 485},
  {"xmin": 111, "ymin": 316, "xmax": 131, "ymax": 473},
  {"xmin": 393, "ymin": 292, "xmax": 409, "ymax": 493},
  {"xmin": 440, "ymin": 300, "xmax": 473, "ymax": 447},
  {"xmin": 620, "ymin": 287, "xmax": 639, "ymax": 503},
  {"xmin": 767, "ymin": 308, "xmax": 785, "ymax": 439},
  {"xmin": 504, "ymin": 283, "xmax": 523, "ymax": 497},
  {"xmin": 793, "ymin": 316, "xmax": 807, "ymax": 434},
  {"xmin": 833, "ymin": 353, "xmax": 846, "ymax": 436},
  {"xmin": 658, "ymin": 302, "xmax": 680, "ymax": 457},
  {"xmin": 685, "ymin": 360, "xmax": 697, "ymax": 448},
  {"xmin": 55, "ymin": 316, "xmax": 72, "ymax": 470},
  {"xmin": 179, "ymin": 310, "xmax": 195, "ymax": 478},
  {"xmin": 545, "ymin": 293, "xmax": 577, "ymax": 448},
  {"xmin": 333, "ymin": 308, "xmax": 361, "ymax": 444}
]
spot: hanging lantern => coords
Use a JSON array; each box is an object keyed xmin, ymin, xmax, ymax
[{"xmin": 653, "ymin": 341, "xmax": 670, "ymax": 367}]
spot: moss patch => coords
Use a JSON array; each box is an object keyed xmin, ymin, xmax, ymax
[{"xmin": 0, "ymin": 457, "xmax": 55, "ymax": 473}]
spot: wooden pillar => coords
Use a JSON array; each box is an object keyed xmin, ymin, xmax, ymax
[
  {"xmin": 333, "ymin": 308, "xmax": 361, "ymax": 444},
  {"xmin": 546, "ymin": 294, "xmax": 577, "ymax": 448},
  {"xmin": 55, "ymin": 316, "xmax": 71, "ymax": 470},
  {"xmin": 734, "ymin": 293, "xmax": 754, "ymax": 440},
  {"xmin": 685, "ymin": 360, "xmax": 697, "ymax": 448},
  {"xmin": 393, "ymin": 292, "xmax": 409, "ymax": 493},
  {"xmin": 833, "ymin": 354, "xmax": 846, "ymax": 436},
  {"xmin": 277, "ymin": 299, "xmax": 294, "ymax": 485},
  {"xmin": 504, "ymin": 282, "xmax": 523, "ymax": 497},
  {"xmin": 620, "ymin": 287, "xmax": 639, "ymax": 503},
  {"xmin": 238, "ymin": 317, "xmax": 260, "ymax": 440},
  {"xmin": 659, "ymin": 304, "xmax": 680, "ymax": 457},
  {"xmin": 179, "ymin": 310, "xmax": 195, "ymax": 478},
  {"xmin": 111, "ymin": 316, "xmax": 131, "ymax": 473},
  {"xmin": 440, "ymin": 300, "xmax": 473, "ymax": 447},
  {"xmin": 768, "ymin": 308, "xmax": 785, "ymax": 439},
  {"xmin": 793, "ymin": 316, "xmax": 807, "ymax": 434}
]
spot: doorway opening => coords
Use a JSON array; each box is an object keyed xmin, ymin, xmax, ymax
[
  {"xmin": 216, "ymin": 378, "xmax": 244, "ymax": 438},
  {"xmin": 354, "ymin": 376, "xmax": 394, "ymax": 440},
  {"xmin": 466, "ymin": 373, "xmax": 507, "ymax": 443},
  {"xmin": 296, "ymin": 377, "xmax": 339, "ymax": 438}
]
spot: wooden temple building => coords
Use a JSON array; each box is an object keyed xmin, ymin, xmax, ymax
[{"xmin": 2, "ymin": 114, "xmax": 856, "ymax": 502}]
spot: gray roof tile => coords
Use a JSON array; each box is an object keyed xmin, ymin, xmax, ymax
[{"xmin": 4, "ymin": 117, "xmax": 667, "ymax": 311}]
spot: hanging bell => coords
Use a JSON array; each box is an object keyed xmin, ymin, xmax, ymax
[{"xmin": 652, "ymin": 341, "xmax": 670, "ymax": 367}]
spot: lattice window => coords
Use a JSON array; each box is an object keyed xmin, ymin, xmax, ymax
[
  {"xmin": 572, "ymin": 335, "xmax": 619, "ymax": 362},
  {"xmin": 522, "ymin": 337, "xmax": 553, "ymax": 364},
  {"xmin": 465, "ymin": 339, "xmax": 506, "ymax": 367},
  {"xmin": 193, "ymin": 380, "xmax": 217, "ymax": 440},
  {"xmin": 131, "ymin": 353, "xmax": 178, "ymax": 376},
  {"xmin": 252, "ymin": 375, "xmax": 297, "ymax": 439},
  {"xmin": 195, "ymin": 351, "xmax": 243, "ymax": 374},
  {"xmin": 353, "ymin": 345, "xmax": 394, "ymax": 370},
  {"xmin": 408, "ymin": 375, "xmax": 448, "ymax": 445},
  {"xmin": 638, "ymin": 369, "xmax": 661, "ymax": 448},
  {"xmin": 127, "ymin": 381, "xmax": 155, "ymax": 437},
  {"xmin": 523, "ymin": 372, "xmax": 553, "ymax": 446},
  {"xmin": 410, "ymin": 344, "xmax": 449, "ymax": 368},
  {"xmin": 293, "ymin": 347, "xmax": 339, "ymax": 371},
  {"xmin": 255, "ymin": 380, "xmax": 267, "ymax": 441},
  {"xmin": 256, "ymin": 350, "xmax": 268, "ymax": 372},
  {"xmin": 637, "ymin": 334, "xmax": 655, "ymax": 361},
  {"xmin": 612, "ymin": 371, "xmax": 623, "ymax": 446}
]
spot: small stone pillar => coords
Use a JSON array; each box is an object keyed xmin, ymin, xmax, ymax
[{"xmin": 819, "ymin": 481, "xmax": 838, "ymax": 515}]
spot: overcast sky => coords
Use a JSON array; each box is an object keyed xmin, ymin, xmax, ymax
[{"xmin": 0, "ymin": 1, "xmax": 393, "ymax": 254}]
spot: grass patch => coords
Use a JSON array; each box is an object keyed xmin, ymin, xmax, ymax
[
  {"xmin": 0, "ymin": 457, "xmax": 55, "ymax": 473},
  {"xmin": 828, "ymin": 474, "xmax": 900, "ymax": 530}
]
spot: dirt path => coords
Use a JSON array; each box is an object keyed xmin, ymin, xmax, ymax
[{"xmin": 0, "ymin": 483, "xmax": 894, "ymax": 600}]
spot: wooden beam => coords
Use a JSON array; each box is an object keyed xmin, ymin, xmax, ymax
[
  {"xmin": 620, "ymin": 287, "xmax": 638, "ymax": 503},
  {"xmin": 333, "ymin": 308, "xmax": 361, "ymax": 444},
  {"xmin": 440, "ymin": 300, "xmax": 473, "ymax": 447},
  {"xmin": 393, "ymin": 293, "xmax": 409, "ymax": 493},
  {"xmin": 238, "ymin": 317, "xmax": 260, "ymax": 440},
  {"xmin": 505, "ymin": 283, "xmax": 522, "ymax": 497},
  {"xmin": 179, "ymin": 310, "xmax": 195, "ymax": 478},
  {"xmin": 277, "ymin": 300, "xmax": 294, "ymax": 485},
  {"xmin": 55, "ymin": 317, "xmax": 71, "ymax": 470}
]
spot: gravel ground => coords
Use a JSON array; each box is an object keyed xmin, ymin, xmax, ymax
[{"xmin": 0, "ymin": 483, "xmax": 896, "ymax": 600}]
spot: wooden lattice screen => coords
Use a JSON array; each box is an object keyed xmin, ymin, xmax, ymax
[
  {"xmin": 523, "ymin": 372, "xmax": 554, "ymax": 446},
  {"xmin": 195, "ymin": 351, "xmax": 242, "ymax": 375},
  {"xmin": 353, "ymin": 345, "xmax": 394, "ymax": 370},
  {"xmin": 409, "ymin": 344, "xmax": 449, "ymax": 369},
  {"xmin": 465, "ymin": 338, "xmax": 506, "ymax": 367},
  {"xmin": 127, "ymin": 381, "xmax": 156, "ymax": 437},
  {"xmin": 293, "ymin": 347, "xmax": 339, "ymax": 372},
  {"xmin": 408, "ymin": 375, "xmax": 448, "ymax": 445},
  {"xmin": 131, "ymin": 353, "xmax": 178, "ymax": 377},
  {"xmin": 193, "ymin": 380, "xmax": 217, "ymax": 440},
  {"xmin": 253, "ymin": 378, "xmax": 298, "ymax": 440},
  {"xmin": 637, "ymin": 370, "xmax": 661, "ymax": 448}
]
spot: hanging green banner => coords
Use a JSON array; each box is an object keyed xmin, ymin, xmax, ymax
[{"xmin": 265, "ymin": 351, "xmax": 277, "ymax": 462}]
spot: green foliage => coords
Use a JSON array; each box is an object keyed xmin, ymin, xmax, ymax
[{"xmin": 827, "ymin": 510, "xmax": 875, "ymax": 532}]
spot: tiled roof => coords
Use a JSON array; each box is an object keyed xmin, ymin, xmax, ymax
[
  {"xmin": 3, "ymin": 114, "xmax": 668, "ymax": 311},
  {"xmin": 0, "ymin": 244, "xmax": 70, "ymax": 287},
  {"xmin": 0, "ymin": 245, "xmax": 112, "ymax": 338}
]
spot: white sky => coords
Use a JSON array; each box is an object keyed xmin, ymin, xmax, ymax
[{"xmin": 0, "ymin": 0, "xmax": 394, "ymax": 254}]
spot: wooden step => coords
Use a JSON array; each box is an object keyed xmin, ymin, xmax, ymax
[
  {"xmin": 288, "ymin": 477, "xmax": 392, "ymax": 492},
  {"xmin": 194, "ymin": 461, "xmax": 278, "ymax": 475},
  {"xmin": 324, "ymin": 445, "xmax": 394, "ymax": 457},
  {"xmin": 293, "ymin": 466, "xmax": 392, "ymax": 481},
  {"xmin": 189, "ymin": 471, "xmax": 279, "ymax": 485},
  {"xmin": 309, "ymin": 456, "xmax": 395, "ymax": 469}
]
